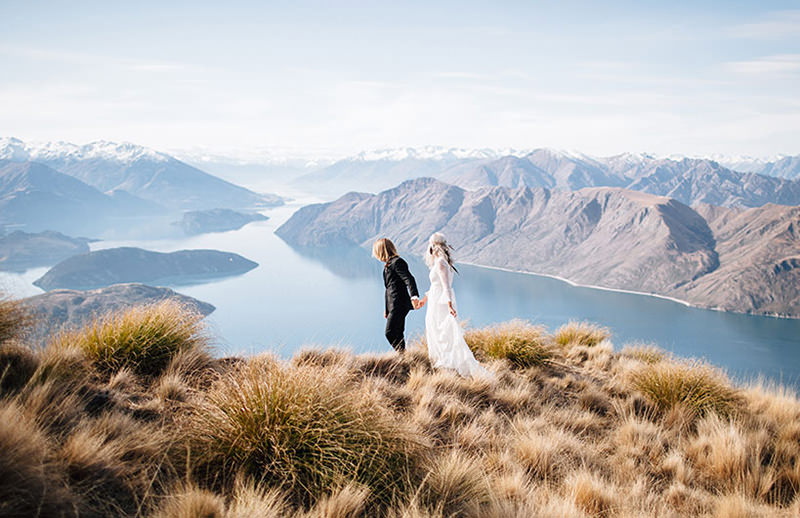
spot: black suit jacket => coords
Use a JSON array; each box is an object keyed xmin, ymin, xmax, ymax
[{"xmin": 384, "ymin": 256, "xmax": 419, "ymax": 314}]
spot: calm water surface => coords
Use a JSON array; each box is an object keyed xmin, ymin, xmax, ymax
[{"xmin": 2, "ymin": 199, "xmax": 799, "ymax": 387}]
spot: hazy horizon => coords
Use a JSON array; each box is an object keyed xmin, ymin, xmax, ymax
[{"xmin": 2, "ymin": 135, "xmax": 798, "ymax": 169}]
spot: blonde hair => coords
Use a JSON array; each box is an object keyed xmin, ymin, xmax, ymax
[{"xmin": 372, "ymin": 238, "xmax": 398, "ymax": 262}]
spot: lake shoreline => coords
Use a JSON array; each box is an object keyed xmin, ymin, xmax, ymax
[{"xmin": 459, "ymin": 261, "xmax": 799, "ymax": 321}]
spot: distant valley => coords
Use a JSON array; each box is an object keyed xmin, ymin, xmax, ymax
[{"xmin": 277, "ymin": 178, "xmax": 800, "ymax": 318}]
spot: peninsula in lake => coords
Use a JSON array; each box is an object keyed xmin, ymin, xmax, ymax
[
  {"xmin": 22, "ymin": 283, "xmax": 215, "ymax": 340},
  {"xmin": 277, "ymin": 178, "xmax": 800, "ymax": 318},
  {"xmin": 0, "ymin": 230, "xmax": 92, "ymax": 271},
  {"xmin": 174, "ymin": 208, "xmax": 268, "ymax": 236},
  {"xmin": 33, "ymin": 247, "xmax": 258, "ymax": 291}
]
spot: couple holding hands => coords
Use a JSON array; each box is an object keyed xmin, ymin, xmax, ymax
[{"xmin": 374, "ymin": 233, "xmax": 490, "ymax": 378}]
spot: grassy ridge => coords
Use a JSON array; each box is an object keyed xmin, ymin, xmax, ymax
[{"xmin": 1, "ymin": 299, "xmax": 799, "ymax": 517}]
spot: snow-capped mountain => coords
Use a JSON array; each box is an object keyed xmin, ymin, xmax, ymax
[
  {"xmin": 293, "ymin": 145, "xmax": 800, "ymax": 207},
  {"xmin": 0, "ymin": 137, "xmax": 170, "ymax": 164},
  {"xmin": 347, "ymin": 146, "xmax": 529, "ymax": 162},
  {"xmin": 706, "ymin": 154, "xmax": 800, "ymax": 180},
  {"xmin": 0, "ymin": 138, "xmax": 282, "ymax": 210}
]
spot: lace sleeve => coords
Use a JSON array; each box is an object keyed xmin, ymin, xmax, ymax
[{"xmin": 435, "ymin": 257, "xmax": 455, "ymax": 304}]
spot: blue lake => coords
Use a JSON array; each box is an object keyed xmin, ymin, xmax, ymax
[{"xmin": 2, "ymin": 199, "xmax": 799, "ymax": 388}]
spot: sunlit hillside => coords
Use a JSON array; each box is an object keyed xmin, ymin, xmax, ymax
[{"xmin": 1, "ymin": 298, "xmax": 799, "ymax": 517}]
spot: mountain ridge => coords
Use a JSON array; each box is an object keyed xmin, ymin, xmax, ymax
[
  {"xmin": 296, "ymin": 147, "xmax": 800, "ymax": 207},
  {"xmin": 276, "ymin": 178, "xmax": 799, "ymax": 317},
  {"xmin": 0, "ymin": 137, "xmax": 283, "ymax": 210},
  {"xmin": 0, "ymin": 160, "xmax": 161, "ymax": 235}
]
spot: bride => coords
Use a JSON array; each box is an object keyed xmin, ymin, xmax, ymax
[{"xmin": 419, "ymin": 233, "xmax": 491, "ymax": 378}]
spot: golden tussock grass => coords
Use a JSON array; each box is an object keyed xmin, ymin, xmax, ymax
[
  {"xmin": 1, "ymin": 293, "xmax": 800, "ymax": 517},
  {"xmin": 52, "ymin": 299, "xmax": 210, "ymax": 378},
  {"xmin": 620, "ymin": 343, "xmax": 665, "ymax": 364},
  {"xmin": 183, "ymin": 356, "xmax": 426, "ymax": 508},
  {"xmin": 630, "ymin": 359, "xmax": 742, "ymax": 418},
  {"xmin": 0, "ymin": 340, "xmax": 39, "ymax": 394},
  {"xmin": 464, "ymin": 319, "xmax": 552, "ymax": 368},
  {"xmin": 0, "ymin": 296, "xmax": 31, "ymax": 344},
  {"xmin": 554, "ymin": 321, "xmax": 611, "ymax": 347}
]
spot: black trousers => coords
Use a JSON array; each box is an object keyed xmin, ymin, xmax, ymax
[{"xmin": 385, "ymin": 308, "xmax": 410, "ymax": 353}]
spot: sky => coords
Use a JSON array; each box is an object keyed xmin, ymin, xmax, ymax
[{"xmin": 1, "ymin": 0, "xmax": 799, "ymax": 160}]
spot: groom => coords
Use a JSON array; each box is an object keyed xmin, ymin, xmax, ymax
[{"xmin": 372, "ymin": 238, "xmax": 424, "ymax": 353}]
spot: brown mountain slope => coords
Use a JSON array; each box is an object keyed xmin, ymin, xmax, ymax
[
  {"xmin": 680, "ymin": 204, "xmax": 800, "ymax": 316},
  {"xmin": 277, "ymin": 178, "xmax": 719, "ymax": 297},
  {"xmin": 277, "ymin": 178, "xmax": 800, "ymax": 317}
]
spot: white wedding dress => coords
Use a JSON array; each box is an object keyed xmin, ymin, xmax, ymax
[{"xmin": 425, "ymin": 256, "xmax": 491, "ymax": 378}]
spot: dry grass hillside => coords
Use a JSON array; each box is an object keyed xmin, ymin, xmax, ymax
[{"xmin": 1, "ymin": 297, "xmax": 799, "ymax": 517}]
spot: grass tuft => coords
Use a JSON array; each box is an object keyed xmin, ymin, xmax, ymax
[
  {"xmin": 0, "ymin": 401, "xmax": 72, "ymax": 516},
  {"xmin": 554, "ymin": 321, "xmax": 610, "ymax": 347},
  {"xmin": 418, "ymin": 451, "xmax": 492, "ymax": 517},
  {"xmin": 52, "ymin": 300, "xmax": 209, "ymax": 378},
  {"xmin": 464, "ymin": 320, "xmax": 552, "ymax": 368},
  {"xmin": 152, "ymin": 485, "xmax": 226, "ymax": 518},
  {"xmin": 0, "ymin": 341, "xmax": 39, "ymax": 395},
  {"xmin": 184, "ymin": 357, "xmax": 426, "ymax": 507},
  {"xmin": 564, "ymin": 470, "xmax": 619, "ymax": 517},
  {"xmin": 620, "ymin": 343, "xmax": 665, "ymax": 364},
  {"xmin": 631, "ymin": 360, "xmax": 741, "ymax": 418},
  {"xmin": 0, "ymin": 297, "xmax": 31, "ymax": 344}
]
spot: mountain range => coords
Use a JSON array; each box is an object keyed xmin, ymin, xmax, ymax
[
  {"xmin": 716, "ymin": 154, "xmax": 800, "ymax": 180},
  {"xmin": 0, "ymin": 137, "xmax": 283, "ymax": 211},
  {"xmin": 276, "ymin": 178, "xmax": 800, "ymax": 317},
  {"xmin": 0, "ymin": 160, "xmax": 162, "ymax": 235},
  {"xmin": 296, "ymin": 148, "xmax": 800, "ymax": 207}
]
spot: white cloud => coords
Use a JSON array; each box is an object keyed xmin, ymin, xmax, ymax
[
  {"xmin": 726, "ymin": 54, "xmax": 800, "ymax": 76},
  {"xmin": 0, "ymin": 44, "xmax": 209, "ymax": 75},
  {"xmin": 434, "ymin": 71, "xmax": 492, "ymax": 80}
]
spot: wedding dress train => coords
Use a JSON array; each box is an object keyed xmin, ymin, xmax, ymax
[{"xmin": 425, "ymin": 257, "xmax": 491, "ymax": 378}]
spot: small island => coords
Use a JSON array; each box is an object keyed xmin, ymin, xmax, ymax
[
  {"xmin": 174, "ymin": 208, "xmax": 268, "ymax": 235},
  {"xmin": 33, "ymin": 246, "xmax": 258, "ymax": 291},
  {"xmin": 0, "ymin": 230, "xmax": 92, "ymax": 271}
]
